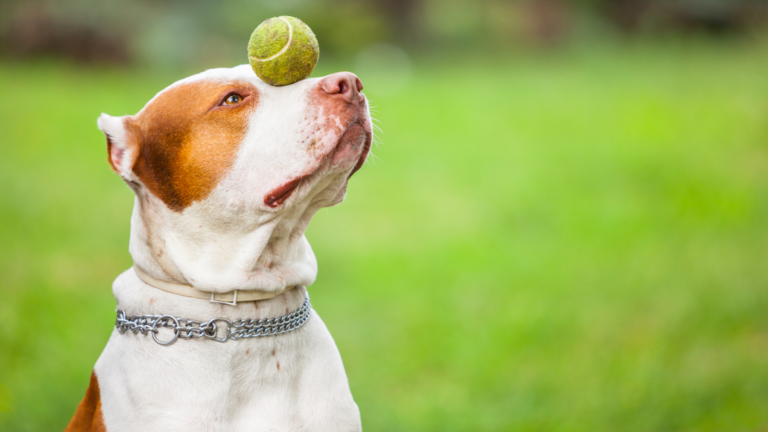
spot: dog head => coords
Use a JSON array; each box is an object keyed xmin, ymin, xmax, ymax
[{"xmin": 98, "ymin": 65, "xmax": 372, "ymax": 292}]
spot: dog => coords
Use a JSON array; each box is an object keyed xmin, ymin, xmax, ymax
[{"xmin": 64, "ymin": 64, "xmax": 372, "ymax": 432}]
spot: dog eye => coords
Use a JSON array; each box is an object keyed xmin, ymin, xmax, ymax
[{"xmin": 222, "ymin": 94, "xmax": 243, "ymax": 105}]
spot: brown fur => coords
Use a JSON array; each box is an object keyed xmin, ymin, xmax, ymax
[
  {"xmin": 126, "ymin": 80, "xmax": 259, "ymax": 212},
  {"xmin": 64, "ymin": 371, "xmax": 107, "ymax": 432}
]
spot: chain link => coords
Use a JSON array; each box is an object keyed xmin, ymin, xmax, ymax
[{"xmin": 115, "ymin": 293, "xmax": 311, "ymax": 345}]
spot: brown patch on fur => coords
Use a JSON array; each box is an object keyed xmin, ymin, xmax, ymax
[
  {"xmin": 125, "ymin": 80, "xmax": 259, "ymax": 212},
  {"xmin": 271, "ymin": 349, "xmax": 276, "ymax": 356},
  {"xmin": 64, "ymin": 371, "xmax": 107, "ymax": 432},
  {"xmin": 246, "ymin": 348, "xmax": 250, "ymax": 355},
  {"xmin": 149, "ymin": 298, "xmax": 155, "ymax": 305},
  {"xmin": 276, "ymin": 361, "xmax": 280, "ymax": 371},
  {"xmin": 306, "ymin": 138, "xmax": 318, "ymax": 155}
]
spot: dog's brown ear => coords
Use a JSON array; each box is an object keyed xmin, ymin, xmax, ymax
[{"xmin": 97, "ymin": 113, "xmax": 140, "ymax": 181}]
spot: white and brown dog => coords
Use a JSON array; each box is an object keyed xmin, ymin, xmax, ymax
[{"xmin": 64, "ymin": 65, "xmax": 372, "ymax": 431}]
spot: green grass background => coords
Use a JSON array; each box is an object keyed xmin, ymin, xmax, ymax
[{"xmin": 1, "ymin": 39, "xmax": 768, "ymax": 431}]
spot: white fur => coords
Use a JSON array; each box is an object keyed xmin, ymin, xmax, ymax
[
  {"xmin": 91, "ymin": 65, "xmax": 371, "ymax": 431},
  {"xmin": 95, "ymin": 271, "xmax": 360, "ymax": 432}
]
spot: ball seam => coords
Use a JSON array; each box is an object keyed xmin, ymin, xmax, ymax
[{"xmin": 250, "ymin": 17, "xmax": 293, "ymax": 62}]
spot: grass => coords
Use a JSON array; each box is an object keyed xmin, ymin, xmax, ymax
[{"xmin": 1, "ymin": 39, "xmax": 768, "ymax": 431}]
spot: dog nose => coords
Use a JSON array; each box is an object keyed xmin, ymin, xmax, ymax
[{"xmin": 320, "ymin": 72, "xmax": 364, "ymax": 103}]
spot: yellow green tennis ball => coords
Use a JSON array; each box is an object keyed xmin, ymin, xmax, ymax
[{"xmin": 248, "ymin": 16, "xmax": 319, "ymax": 86}]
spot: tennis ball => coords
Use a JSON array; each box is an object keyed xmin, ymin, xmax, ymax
[{"xmin": 248, "ymin": 16, "xmax": 319, "ymax": 86}]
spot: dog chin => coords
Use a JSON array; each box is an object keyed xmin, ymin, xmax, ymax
[{"xmin": 329, "ymin": 183, "xmax": 348, "ymax": 206}]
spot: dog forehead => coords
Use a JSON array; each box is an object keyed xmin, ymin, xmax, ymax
[
  {"xmin": 133, "ymin": 65, "xmax": 264, "ymax": 140},
  {"xmin": 147, "ymin": 65, "xmax": 260, "ymax": 105}
]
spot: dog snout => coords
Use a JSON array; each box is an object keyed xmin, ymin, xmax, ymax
[{"xmin": 320, "ymin": 72, "xmax": 364, "ymax": 103}]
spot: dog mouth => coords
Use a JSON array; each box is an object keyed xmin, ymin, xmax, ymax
[
  {"xmin": 264, "ymin": 175, "xmax": 307, "ymax": 208},
  {"xmin": 264, "ymin": 123, "xmax": 372, "ymax": 208}
]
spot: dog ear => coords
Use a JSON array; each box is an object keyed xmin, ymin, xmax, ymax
[{"xmin": 97, "ymin": 113, "xmax": 140, "ymax": 181}]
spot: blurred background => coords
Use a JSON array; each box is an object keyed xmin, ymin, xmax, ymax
[{"xmin": 1, "ymin": 0, "xmax": 768, "ymax": 430}]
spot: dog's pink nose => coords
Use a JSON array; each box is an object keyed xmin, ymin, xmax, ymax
[{"xmin": 320, "ymin": 72, "xmax": 364, "ymax": 103}]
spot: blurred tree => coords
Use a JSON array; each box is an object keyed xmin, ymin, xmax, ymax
[
  {"xmin": 374, "ymin": 0, "xmax": 423, "ymax": 42},
  {"xmin": 592, "ymin": 0, "xmax": 768, "ymax": 34},
  {"xmin": 1, "ymin": 0, "xmax": 767, "ymax": 66},
  {"xmin": 0, "ymin": 0, "xmax": 132, "ymax": 64},
  {"xmin": 520, "ymin": 0, "xmax": 572, "ymax": 45},
  {"xmin": 601, "ymin": 0, "xmax": 653, "ymax": 33}
]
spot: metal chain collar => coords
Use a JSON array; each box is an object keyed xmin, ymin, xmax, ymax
[{"xmin": 115, "ymin": 293, "xmax": 311, "ymax": 346}]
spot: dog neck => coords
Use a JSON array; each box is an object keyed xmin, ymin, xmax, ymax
[{"xmin": 127, "ymin": 190, "xmax": 321, "ymax": 295}]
